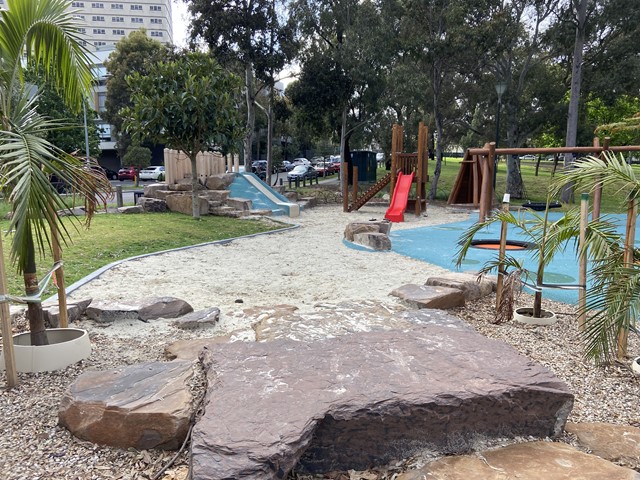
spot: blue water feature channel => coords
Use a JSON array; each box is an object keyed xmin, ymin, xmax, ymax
[{"xmin": 389, "ymin": 211, "xmax": 639, "ymax": 304}]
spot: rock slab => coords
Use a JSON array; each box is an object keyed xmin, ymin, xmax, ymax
[
  {"xmin": 58, "ymin": 361, "xmax": 195, "ymax": 450},
  {"xmin": 391, "ymin": 283, "xmax": 466, "ymax": 308},
  {"xmin": 566, "ymin": 422, "xmax": 640, "ymax": 468},
  {"xmin": 191, "ymin": 325, "xmax": 573, "ymax": 479},
  {"xmin": 397, "ymin": 441, "xmax": 640, "ymax": 480},
  {"xmin": 425, "ymin": 272, "xmax": 496, "ymax": 301}
]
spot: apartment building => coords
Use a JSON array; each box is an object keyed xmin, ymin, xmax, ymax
[{"xmin": 70, "ymin": 0, "xmax": 173, "ymax": 50}]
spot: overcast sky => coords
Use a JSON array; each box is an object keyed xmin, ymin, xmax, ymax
[{"xmin": 172, "ymin": 0, "xmax": 189, "ymax": 48}]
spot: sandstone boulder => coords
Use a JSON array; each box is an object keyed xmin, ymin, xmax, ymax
[
  {"xmin": 85, "ymin": 297, "xmax": 193, "ymax": 322},
  {"xmin": 117, "ymin": 205, "xmax": 143, "ymax": 214},
  {"xmin": 85, "ymin": 300, "xmax": 140, "ymax": 322},
  {"xmin": 391, "ymin": 283, "xmax": 466, "ymax": 308},
  {"xmin": 143, "ymin": 183, "xmax": 166, "ymax": 198},
  {"xmin": 43, "ymin": 299, "xmax": 92, "ymax": 328},
  {"xmin": 226, "ymin": 197, "xmax": 252, "ymax": 210},
  {"xmin": 166, "ymin": 194, "xmax": 209, "ymax": 216},
  {"xmin": 137, "ymin": 197, "xmax": 167, "ymax": 213},
  {"xmin": 397, "ymin": 441, "xmax": 640, "ymax": 480},
  {"xmin": 344, "ymin": 220, "xmax": 391, "ymax": 242},
  {"xmin": 353, "ymin": 231, "xmax": 391, "ymax": 250},
  {"xmin": 152, "ymin": 189, "xmax": 181, "ymax": 201},
  {"xmin": 204, "ymin": 174, "xmax": 234, "ymax": 190},
  {"xmin": 58, "ymin": 361, "xmax": 195, "ymax": 450},
  {"xmin": 171, "ymin": 307, "xmax": 219, "ymax": 330},
  {"xmin": 191, "ymin": 325, "xmax": 573, "ymax": 479},
  {"xmin": 198, "ymin": 190, "xmax": 229, "ymax": 203},
  {"xmin": 425, "ymin": 272, "xmax": 496, "ymax": 301},
  {"xmin": 566, "ymin": 422, "xmax": 640, "ymax": 468}
]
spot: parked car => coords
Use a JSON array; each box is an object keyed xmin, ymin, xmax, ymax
[
  {"xmin": 292, "ymin": 157, "xmax": 310, "ymax": 166},
  {"xmin": 281, "ymin": 160, "xmax": 294, "ymax": 172},
  {"xmin": 117, "ymin": 166, "xmax": 139, "ymax": 181},
  {"xmin": 287, "ymin": 165, "xmax": 318, "ymax": 181},
  {"xmin": 139, "ymin": 166, "xmax": 165, "ymax": 181},
  {"xmin": 310, "ymin": 156, "xmax": 324, "ymax": 165},
  {"xmin": 314, "ymin": 160, "xmax": 335, "ymax": 177},
  {"xmin": 521, "ymin": 154, "xmax": 537, "ymax": 160},
  {"xmin": 99, "ymin": 166, "xmax": 118, "ymax": 180}
]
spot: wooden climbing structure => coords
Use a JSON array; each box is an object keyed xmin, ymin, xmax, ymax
[
  {"xmin": 346, "ymin": 122, "xmax": 429, "ymax": 214},
  {"xmin": 448, "ymin": 139, "xmax": 640, "ymax": 221}
]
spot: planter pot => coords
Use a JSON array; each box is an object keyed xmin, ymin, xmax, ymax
[
  {"xmin": 0, "ymin": 328, "xmax": 91, "ymax": 373},
  {"xmin": 632, "ymin": 357, "xmax": 640, "ymax": 376},
  {"xmin": 513, "ymin": 307, "xmax": 557, "ymax": 326}
]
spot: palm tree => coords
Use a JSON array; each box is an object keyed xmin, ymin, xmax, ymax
[
  {"xmin": 0, "ymin": 0, "xmax": 111, "ymax": 345},
  {"xmin": 552, "ymin": 152, "xmax": 640, "ymax": 363}
]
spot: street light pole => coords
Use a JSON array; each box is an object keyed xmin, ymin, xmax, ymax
[{"xmin": 493, "ymin": 81, "xmax": 507, "ymax": 189}]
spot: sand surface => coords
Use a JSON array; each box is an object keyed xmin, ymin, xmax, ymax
[{"xmin": 68, "ymin": 203, "xmax": 472, "ymax": 333}]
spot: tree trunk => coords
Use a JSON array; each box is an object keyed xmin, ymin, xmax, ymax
[
  {"xmin": 24, "ymin": 229, "xmax": 48, "ymax": 346},
  {"xmin": 505, "ymin": 108, "xmax": 524, "ymax": 198},
  {"xmin": 243, "ymin": 62, "xmax": 256, "ymax": 171},
  {"xmin": 561, "ymin": 0, "xmax": 588, "ymax": 203},
  {"xmin": 429, "ymin": 114, "xmax": 444, "ymax": 200},
  {"xmin": 267, "ymin": 86, "xmax": 274, "ymax": 185},
  {"xmin": 190, "ymin": 154, "xmax": 200, "ymax": 219}
]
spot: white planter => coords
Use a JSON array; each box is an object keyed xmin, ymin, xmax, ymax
[
  {"xmin": 0, "ymin": 328, "xmax": 91, "ymax": 373},
  {"xmin": 632, "ymin": 357, "xmax": 640, "ymax": 376},
  {"xmin": 513, "ymin": 307, "xmax": 557, "ymax": 326}
]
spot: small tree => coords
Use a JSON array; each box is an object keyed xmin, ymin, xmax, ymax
[
  {"xmin": 123, "ymin": 51, "xmax": 243, "ymax": 219},
  {"xmin": 122, "ymin": 145, "xmax": 151, "ymax": 186}
]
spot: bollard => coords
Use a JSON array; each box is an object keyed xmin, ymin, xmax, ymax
[
  {"xmin": 116, "ymin": 185, "xmax": 123, "ymax": 207},
  {"xmin": 279, "ymin": 178, "xmax": 283, "ymax": 186}
]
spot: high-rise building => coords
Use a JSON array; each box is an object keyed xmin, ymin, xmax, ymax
[{"xmin": 70, "ymin": 0, "xmax": 173, "ymax": 50}]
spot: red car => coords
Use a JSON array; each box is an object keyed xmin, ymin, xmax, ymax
[{"xmin": 117, "ymin": 166, "xmax": 139, "ymax": 181}]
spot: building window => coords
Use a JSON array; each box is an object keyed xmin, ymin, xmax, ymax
[
  {"xmin": 110, "ymin": 3, "xmax": 122, "ymax": 8},
  {"xmin": 150, "ymin": 5, "xmax": 161, "ymax": 11},
  {"xmin": 94, "ymin": 41, "xmax": 106, "ymax": 46},
  {"xmin": 71, "ymin": 1, "xmax": 84, "ymax": 6},
  {"xmin": 130, "ymin": 4, "xmax": 142, "ymax": 10},
  {"xmin": 150, "ymin": 18, "xmax": 162, "ymax": 24},
  {"xmin": 73, "ymin": 14, "xmax": 85, "ymax": 20},
  {"xmin": 112, "ymin": 16, "xmax": 124, "ymax": 22},
  {"xmin": 150, "ymin": 31, "xmax": 163, "ymax": 37},
  {"xmin": 131, "ymin": 17, "xmax": 143, "ymax": 23},
  {"xmin": 93, "ymin": 28, "xmax": 105, "ymax": 34},
  {"xmin": 112, "ymin": 29, "xmax": 125, "ymax": 35},
  {"xmin": 77, "ymin": 27, "xmax": 86, "ymax": 33},
  {"xmin": 91, "ymin": 15, "xmax": 105, "ymax": 21},
  {"xmin": 91, "ymin": 2, "xmax": 104, "ymax": 7}
]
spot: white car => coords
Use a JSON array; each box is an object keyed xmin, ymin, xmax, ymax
[
  {"xmin": 292, "ymin": 157, "xmax": 310, "ymax": 166},
  {"xmin": 139, "ymin": 166, "xmax": 165, "ymax": 181},
  {"xmin": 521, "ymin": 154, "xmax": 537, "ymax": 160}
]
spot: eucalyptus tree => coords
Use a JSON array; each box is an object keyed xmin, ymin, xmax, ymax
[
  {"xmin": 0, "ymin": 0, "xmax": 111, "ymax": 345},
  {"xmin": 123, "ymin": 51, "xmax": 243, "ymax": 219},
  {"xmin": 188, "ymin": 0, "xmax": 297, "ymax": 170},
  {"xmin": 290, "ymin": 0, "xmax": 397, "ymax": 162}
]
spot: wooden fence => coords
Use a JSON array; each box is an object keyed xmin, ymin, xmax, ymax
[{"xmin": 164, "ymin": 149, "xmax": 240, "ymax": 184}]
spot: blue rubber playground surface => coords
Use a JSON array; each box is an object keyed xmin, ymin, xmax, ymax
[{"xmin": 389, "ymin": 211, "xmax": 637, "ymax": 304}]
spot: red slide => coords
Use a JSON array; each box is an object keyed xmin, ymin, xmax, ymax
[{"xmin": 385, "ymin": 171, "xmax": 415, "ymax": 222}]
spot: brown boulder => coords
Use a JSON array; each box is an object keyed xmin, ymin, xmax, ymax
[
  {"xmin": 137, "ymin": 197, "xmax": 167, "ymax": 212},
  {"xmin": 117, "ymin": 205, "xmax": 143, "ymax": 214},
  {"xmin": 397, "ymin": 441, "xmax": 640, "ymax": 480},
  {"xmin": 343, "ymin": 220, "xmax": 391, "ymax": 241},
  {"xmin": 425, "ymin": 272, "xmax": 496, "ymax": 301},
  {"xmin": 391, "ymin": 283, "xmax": 466, "ymax": 308},
  {"xmin": 58, "ymin": 361, "xmax": 196, "ymax": 450},
  {"xmin": 171, "ymin": 307, "xmax": 220, "ymax": 329},
  {"xmin": 352, "ymin": 232, "xmax": 391, "ymax": 250},
  {"xmin": 191, "ymin": 325, "xmax": 573, "ymax": 479},
  {"xmin": 204, "ymin": 174, "xmax": 234, "ymax": 190},
  {"xmin": 138, "ymin": 296, "xmax": 194, "ymax": 321},
  {"xmin": 566, "ymin": 422, "xmax": 640, "ymax": 468},
  {"xmin": 43, "ymin": 298, "xmax": 92, "ymax": 328}
]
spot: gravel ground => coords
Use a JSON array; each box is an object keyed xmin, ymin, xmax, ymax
[{"xmin": 1, "ymin": 203, "xmax": 639, "ymax": 480}]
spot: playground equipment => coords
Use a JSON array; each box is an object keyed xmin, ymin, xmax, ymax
[
  {"xmin": 385, "ymin": 171, "xmax": 415, "ymax": 222},
  {"xmin": 447, "ymin": 138, "xmax": 640, "ymax": 221},
  {"xmin": 345, "ymin": 122, "xmax": 429, "ymax": 217}
]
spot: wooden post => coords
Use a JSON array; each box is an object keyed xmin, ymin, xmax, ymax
[
  {"xmin": 495, "ymin": 193, "xmax": 510, "ymax": 311},
  {"xmin": 592, "ymin": 137, "xmax": 602, "ymax": 221},
  {"xmin": 352, "ymin": 166, "xmax": 359, "ymax": 204},
  {"xmin": 390, "ymin": 124, "xmax": 399, "ymax": 200},
  {"xmin": 479, "ymin": 143, "xmax": 495, "ymax": 221},
  {"xmin": 578, "ymin": 193, "xmax": 588, "ymax": 331},
  {"xmin": 416, "ymin": 122, "xmax": 426, "ymax": 216},
  {"xmin": 50, "ymin": 224, "xmax": 68, "ymax": 328},
  {"xmin": 618, "ymin": 198, "xmax": 637, "ymax": 360},
  {"xmin": 472, "ymin": 156, "xmax": 479, "ymax": 206},
  {"xmin": 0, "ymin": 233, "xmax": 18, "ymax": 387}
]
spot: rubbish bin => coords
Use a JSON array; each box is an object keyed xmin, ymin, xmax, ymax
[{"xmin": 350, "ymin": 150, "xmax": 377, "ymax": 184}]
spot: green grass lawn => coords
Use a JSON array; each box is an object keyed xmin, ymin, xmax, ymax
[{"xmin": 1, "ymin": 211, "xmax": 282, "ymax": 298}]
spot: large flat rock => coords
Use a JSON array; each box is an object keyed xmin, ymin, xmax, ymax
[
  {"xmin": 566, "ymin": 422, "xmax": 640, "ymax": 468},
  {"xmin": 397, "ymin": 441, "xmax": 640, "ymax": 480},
  {"xmin": 191, "ymin": 323, "xmax": 573, "ymax": 479}
]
